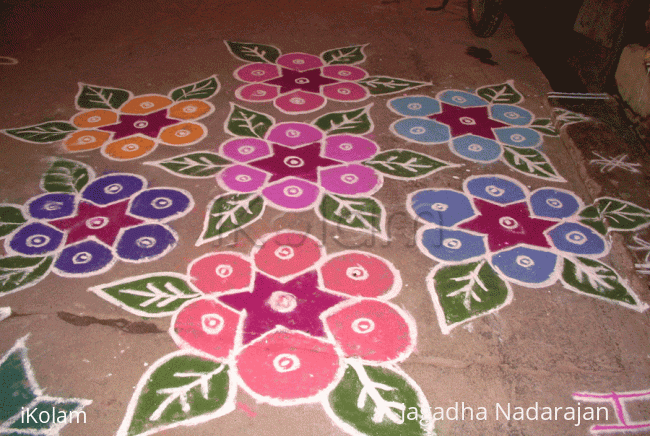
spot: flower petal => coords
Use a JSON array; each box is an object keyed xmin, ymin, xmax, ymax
[
  {"xmin": 82, "ymin": 174, "xmax": 145, "ymax": 205},
  {"xmin": 129, "ymin": 188, "xmax": 192, "ymax": 221},
  {"xmin": 491, "ymin": 246, "xmax": 558, "ymax": 285},
  {"xmin": 411, "ymin": 189, "xmax": 475, "ymax": 226},
  {"xmin": 159, "ymin": 122, "xmax": 206, "ymax": 145},
  {"xmin": 494, "ymin": 127, "xmax": 541, "ymax": 148},
  {"xmin": 529, "ymin": 188, "xmax": 581, "ymax": 219},
  {"xmin": 221, "ymin": 137, "xmax": 271, "ymax": 162},
  {"xmin": 490, "ymin": 104, "xmax": 533, "ymax": 126},
  {"xmin": 171, "ymin": 298, "xmax": 239, "ymax": 359},
  {"xmin": 324, "ymin": 135, "xmax": 378, "ymax": 162},
  {"xmin": 451, "ymin": 135, "xmax": 502, "ymax": 162},
  {"xmin": 437, "ymin": 90, "xmax": 488, "ymax": 107},
  {"xmin": 115, "ymin": 223, "xmax": 177, "ymax": 261},
  {"xmin": 321, "ymin": 252, "xmax": 396, "ymax": 298},
  {"xmin": 27, "ymin": 193, "xmax": 76, "ymax": 220},
  {"xmin": 320, "ymin": 164, "xmax": 380, "ymax": 195},
  {"xmin": 63, "ymin": 130, "xmax": 111, "ymax": 151},
  {"xmin": 253, "ymin": 231, "xmax": 322, "ymax": 279},
  {"xmin": 548, "ymin": 222, "xmax": 606, "ymax": 256},
  {"xmin": 465, "ymin": 176, "xmax": 526, "ymax": 204},
  {"xmin": 321, "ymin": 82, "xmax": 368, "ymax": 102},
  {"xmin": 420, "ymin": 228, "xmax": 486, "ymax": 262},
  {"xmin": 102, "ymin": 136, "xmax": 157, "ymax": 160},
  {"xmin": 71, "ymin": 109, "xmax": 118, "ymax": 128},
  {"xmin": 8, "ymin": 222, "xmax": 64, "ymax": 256},
  {"xmin": 388, "ymin": 96, "xmax": 441, "ymax": 117},
  {"xmin": 120, "ymin": 95, "xmax": 172, "ymax": 114},
  {"xmin": 54, "ymin": 240, "xmax": 114, "ymax": 275},
  {"xmin": 326, "ymin": 300, "xmax": 413, "ymax": 362},
  {"xmin": 218, "ymin": 165, "xmax": 267, "ymax": 192},
  {"xmin": 391, "ymin": 118, "xmax": 450, "ymax": 143},
  {"xmin": 188, "ymin": 252, "xmax": 252, "ymax": 294},
  {"xmin": 274, "ymin": 91, "xmax": 326, "ymax": 114},
  {"xmin": 265, "ymin": 122, "xmax": 323, "ymax": 147},
  {"xmin": 322, "ymin": 65, "xmax": 367, "ymax": 81},
  {"xmin": 262, "ymin": 178, "xmax": 320, "ymax": 210},
  {"xmin": 235, "ymin": 63, "xmax": 281, "ymax": 82},
  {"xmin": 236, "ymin": 83, "xmax": 279, "ymax": 102},
  {"xmin": 236, "ymin": 331, "xmax": 341, "ymax": 402},
  {"xmin": 276, "ymin": 53, "xmax": 323, "ymax": 71},
  {"xmin": 168, "ymin": 100, "xmax": 213, "ymax": 120}
]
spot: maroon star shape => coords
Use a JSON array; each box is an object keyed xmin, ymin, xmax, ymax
[
  {"xmin": 98, "ymin": 109, "xmax": 179, "ymax": 140},
  {"xmin": 49, "ymin": 200, "xmax": 144, "ymax": 246},
  {"xmin": 248, "ymin": 142, "xmax": 342, "ymax": 183},
  {"xmin": 428, "ymin": 103, "xmax": 508, "ymax": 140},
  {"xmin": 458, "ymin": 199, "xmax": 557, "ymax": 252},
  {"xmin": 264, "ymin": 68, "xmax": 339, "ymax": 94},
  {"xmin": 218, "ymin": 271, "xmax": 347, "ymax": 344}
]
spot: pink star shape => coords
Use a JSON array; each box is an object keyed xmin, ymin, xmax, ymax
[{"xmin": 248, "ymin": 142, "xmax": 342, "ymax": 183}]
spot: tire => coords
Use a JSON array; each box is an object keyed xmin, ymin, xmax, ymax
[{"xmin": 468, "ymin": 0, "xmax": 505, "ymax": 37}]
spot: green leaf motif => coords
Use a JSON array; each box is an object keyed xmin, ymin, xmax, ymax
[
  {"xmin": 319, "ymin": 194, "xmax": 386, "ymax": 239},
  {"xmin": 199, "ymin": 193, "xmax": 265, "ymax": 244},
  {"xmin": 561, "ymin": 256, "xmax": 647, "ymax": 310},
  {"xmin": 225, "ymin": 41, "xmax": 280, "ymax": 63},
  {"xmin": 430, "ymin": 261, "xmax": 511, "ymax": 333},
  {"xmin": 90, "ymin": 274, "xmax": 201, "ymax": 317},
  {"xmin": 530, "ymin": 118, "xmax": 559, "ymax": 136},
  {"xmin": 0, "ymin": 206, "xmax": 26, "ymax": 238},
  {"xmin": 313, "ymin": 105, "xmax": 373, "ymax": 135},
  {"xmin": 0, "ymin": 342, "xmax": 36, "ymax": 421},
  {"xmin": 147, "ymin": 152, "xmax": 231, "ymax": 178},
  {"xmin": 363, "ymin": 149, "xmax": 451, "ymax": 179},
  {"xmin": 2, "ymin": 122, "xmax": 77, "ymax": 143},
  {"xmin": 170, "ymin": 76, "xmax": 220, "ymax": 101},
  {"xmin": 76, "ymin": 84, "xmax": 130, "ymax": 109},
  {"xmin": 321, "ymin": 45, "xmax": 366, "ymax": 65},
  {"xmin": 476, "ymin": 81, "xmax": 523, "ymax": 104},
  {"xmin": 502, "ymin": 145, "xmax": 566, "ymax": 182},
  {"xmin": 41, "ymin": 159, "xmax": 94, "ymax": 193},
  {"xmin": 357, "ymin": 77, "xmax": 428, "ymax": 95},
  {"xmin": 0, "ymin": 256, "xmax": 53, "ymax": 296},
  {"xmin": 579, "ymin": 198, "xmax": 650, "ymax": 235},
  {"xmin": 328, "ymin": 360, "xmax": 433, "ymax": 436},
  {"xmin": 118, "ymin": 352, "xmax": 234, "ymax": 436},
  {"xmin": 226, "ymin": 104, "xmax": 274, "ymax": 138}
]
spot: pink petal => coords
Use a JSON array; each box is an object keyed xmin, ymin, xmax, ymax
[
  {"xmin": 220, "ymin": 137, "xmax": 271, "ymax": 162},
  {"xmin": 234, "ymin": 63, "xmax": 281, "ymax": 82},
  {"xmin": 262, "ymin": 178, "xmax": 320, "ymax": 210},
  {"xmin": 253, "ymin": 231, "xmax": 322, "ymax": 279},
  {"xmin": 321, "ymin": 252, "xmax": 396, "ymax": 298},
  {"xmin": 266, "ymin": 122, "xmax": 323, "ymax": 147},
  {"xmin": 236, "ymin": 83, "xmax": 279, "ymax": 102},
  {"xmin": 324, "ymin": 135, "xmax": 379, "ymax": 162},
  {"xmin": 322, "ymin": 65, "xmax": 368, "ymax": 81},
  {"xmin": 322, "ymin": 82, "xmax": 368, "ymax": 102},
  {"xmin": 276, "ymin": 53, "xmax": 323, "ymax": 71},
  {"xmin": 189, "ymin": 252, "xmax": 253, "ymax": 294}
]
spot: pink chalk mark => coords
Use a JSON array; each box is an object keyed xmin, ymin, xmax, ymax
[
  {"xmin": 573, "ymin": 390, "xmax": 650, "ymax": 432},
  {"xmin": 236, "ymin": 402, "xmax": 257, "ymax": 418}
]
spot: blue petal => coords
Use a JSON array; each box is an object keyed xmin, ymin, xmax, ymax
[
  {"xmin": 392, "ymin": 118, "xmax": 450, "ymax": 143},
  {"xmin": 549, "ymin": 223, "xmax": 606, "ymax": 255},
  {"xmin": 388, "ymin": 96, "xmax": 441, "ymax": 117},
  {"xmin": 530, "ymin": 189, "xmax": 580, "ymax": 219},
  {"xmin": 494, "ymin": 127, "xmax": 541, "ymax": 148},
  {"xmin": 54, "ymin": 240, "xmax": 114, "ymax": 275},
  {"xmin": 490, "ymin": 104, "xmax": 533, "ymax": 126},
  {"xmin": 492, "ymin": 246, "xmax": 557, "ymax": 284},
  {"xmin": 116, "ymin": 224, "xmax": 177, "ymax": 261},
  {"xmin": 411, "ymin": 190, "xmax": 475, "ymax": 226},
  {"xmin": 9, "ymin": 222, "xmax": 64, "ymax": 256},
  {"xmin": 452, "ymin": 135, "xmax": 502, "ymax": 162},
  {"xmin": 466, "ymin": 176, "xmax": 526, "ymax": 204},
  {"xmin": 27, "ymin": 193, "xmax": 76, "ymax": 220},
  {"xmin": 129, "ymin": 188, "xmax": 192, "ymax": 221},
  {"xmin": 438, "ymin": 90, "xmax": 488, "ymax": 107},
  {"xmin": 82, "ymin": 174, "xmax": 145, "ymax": 205},
  {"xmin": 421, "ymin": 228, "xmax": 486, "ymax": 262}
]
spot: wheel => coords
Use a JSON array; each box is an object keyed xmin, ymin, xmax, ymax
[{"xmin": 468, "ymin": 0, "xmax": 505, "ymax": 37}]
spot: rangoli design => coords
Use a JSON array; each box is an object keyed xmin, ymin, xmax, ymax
[
  {"xmin": 147, "ymin": 104, "xmax": 455, "ymax": 242},
  {"xmin": 91, "ymin": 231, "xmax": 433, "ymax": 436},
  {"xmin": 226, "ymin": 41, "xmax": 429, "ymax": 114},
  {"xmin": 0, "ymin": 335, "xmax": 92, "ymax": 435},
  {"xmin": 0, "ymin": 159, "xmax": 193, "ymax": 296},
  {"xmin": 388, "ymin": 81, "xmax": 565, "ymax": 181},
  {"xmin": 573, "ymin": 389, "xmax": 650, "ymax": 434},
  {"xmin": 407, "ymin": 174, "xmax": 650, "ymax": 334},
  {"xmin": 2, "ymin": 76, "xmax": 219, "ymax": 160}
]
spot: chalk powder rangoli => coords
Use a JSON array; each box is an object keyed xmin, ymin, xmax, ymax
[
  {"xmin": 573, "ymin": 388, "xmax": 650, "ymax": 434},
  {"xmin": 388, "ymin": 81, "xmax": 565, "ymax": 181},
  {"xmin": 407, "ymin": 174, "xmax": 650, "ymax": 334},
  {"xmin": 1, "ymin": 76, "xmax": 219, "ymax": 160},
  {"xmin": 0, "ymin": 159, "xmax": 193, "ymax": 296},
  {"xmin": 90, "ymin": 231, "xmax": 433, "ymax": 436},
  {"xmin": 146, "ymin": 104, "xmax": 456, "ymax": 242},
  {"xmin": 0, "ymin": 335, "xmax": 92, "ymax": 435},
  {"xmin": 226, "ymin": 41, "xmax": 429, "ymax": 114}
]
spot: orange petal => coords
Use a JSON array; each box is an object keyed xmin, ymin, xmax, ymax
[
  {"xmin": 72, "ymin": 110, "xmax": 118, "ymax": 128},
  {"xmin": 102, "ymin": 136, "xmax": 156, "ymax": 160},
  {"xmin": 63, "ymin": 130, "xmax": 111, "ymax": 151},
  {"xmin": 120, "ymin": 95, "xmax": 172, "ymax": 114},
  {"xmin": 168, "ymin": 100, "xmax": 213, "ymax": 120},
  {"xmin": 159, "ymin": 122, "xmax": 206, "ymax": 145}
]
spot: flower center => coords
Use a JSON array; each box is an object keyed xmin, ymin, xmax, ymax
[
  {"xmin": 295, "ymin": 77, "xmax": 309, "ymax": 84},
  {"xmin": 460, "ymin": 116, "xmax": 476, "ymax": 125},
  {"xmin": 133, "ymin": 120, "xmax": 149, "ymax": 129},
  {"xmin": 86, "ymin": 216, "xmax": 109, "ymax": 229},
  {"xmin": 267, "ymin": 291, "xmax": 298, "ymax": 313},
  {"xmin": 498, "ymin": 216, "xmax": 519, "ymax": 230},
  {"xmin": 273, "ymin": 353, "xmax": 300, "ymax": 372},
  {"xmin": 284, "ymin": 156, "xmax": 305, "ymax": 168}
]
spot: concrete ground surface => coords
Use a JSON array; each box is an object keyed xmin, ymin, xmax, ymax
[{"xmin": 1, "ymin": 1, "xmax": 650, "ymax": 436}]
